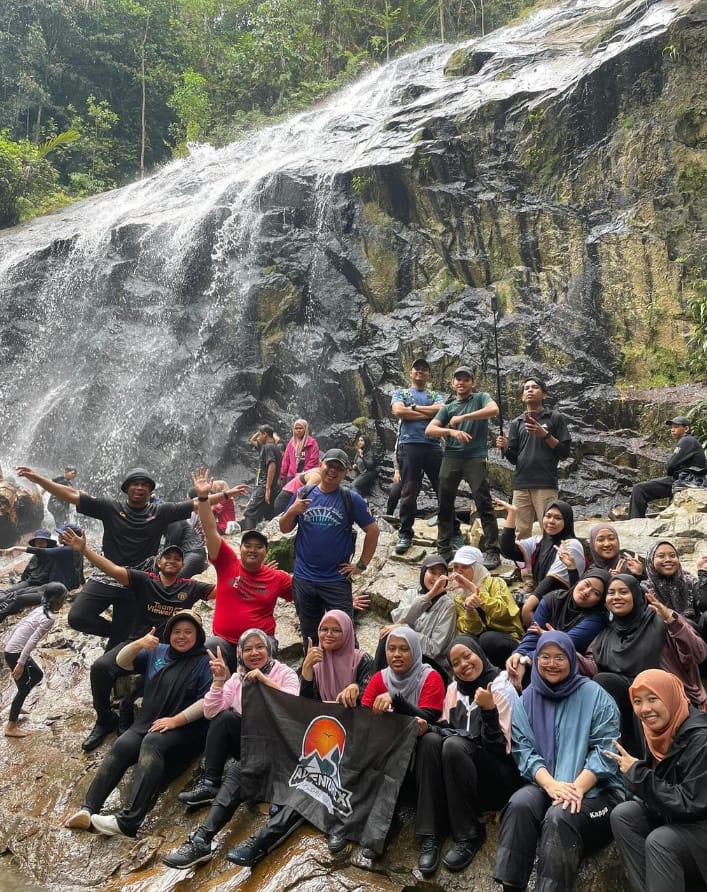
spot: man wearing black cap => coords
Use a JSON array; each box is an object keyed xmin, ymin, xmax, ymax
[
  {"xmin": 60, "ymin": 528, "xmax": 215, "ymax": 751},
  {"xmin": 426, "ymin": 366, "xmax": 501, "ymax": 568},
  {"xmin": 15, "ymin": 465, "xmax": 231, "ymax": 648},
  {"xmin": 279, "ymin": 449, "xmax": 379, "ymax": 644},
  {"xmin": 242, "ymin": 425, "xmax": 283, "ymax": 531},
  {"xmin": 391, "ymin": 358, "xmax": 446, "ymax": 554},
  {"xmin": 628, "ymin": 416, "xmax": 706, "ymax": 518}
]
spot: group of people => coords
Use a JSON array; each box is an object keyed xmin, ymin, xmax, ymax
[{"xmin": 1, "ymin": 364, "xmax": 706, "ymax": 891}]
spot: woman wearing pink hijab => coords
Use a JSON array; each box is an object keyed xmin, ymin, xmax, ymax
[
  {"xmin": 280, "ymin": 419, "xmax": 320, "ymax": 482},
  {"xmin": 300, "ymin": 609, "xmax": 374, "ymax": 707}
]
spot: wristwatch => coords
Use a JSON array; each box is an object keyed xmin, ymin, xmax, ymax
[
  {"xmin": 519, "ymin": 655, "xmax": 532, "ymax": 666},
  {"xmin": 356, "ymin": 560, "xmax": 368, "ymax": 572}
]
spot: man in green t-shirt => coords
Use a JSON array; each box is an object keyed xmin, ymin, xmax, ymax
[{"xmin": 425, "ymin": 365, "xmax": 501, "ymax": 568}]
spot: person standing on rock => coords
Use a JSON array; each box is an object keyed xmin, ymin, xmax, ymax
[
  {"xmin": 278, "ymin": 449, "xmax": 379, "ymax": 645},
  {"xmin": 628, "ymin": 416, "xmax": 706, "ymax": 519},
  {"xmin": 14, "ymin": 465, "xmax": 231, "ymax": 649},
  {"xmin": 391, "ymin": 358, "xmax": 446, "ymax": 555},
  {"xmin": 496, "ymin": 378, "xmax": 571, "ymax": 539},
  {"xmin": 425, "ymin": 366, "xmax": 501, "ymax": 568},
  {"xmin": 242, "ymin": 424, "xmax": 283, "ymax": 530}
]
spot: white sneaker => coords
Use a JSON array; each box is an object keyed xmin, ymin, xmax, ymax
[
  {"xmin": 91, "ymin": 814, "xmax": 128, "ymax": 837},
  {"xmin": 65, "ymin": 808, "xmax": 91, "ymax": 830}
]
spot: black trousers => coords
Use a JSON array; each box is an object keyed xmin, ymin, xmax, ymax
[
  {"xmin": 198, "ymin": 760, "xmax": 245, "ymax": 840},
  {"xmin": 398, "ymin": 443, "xmax": 443, "ymax": 538},
  {"xmin": 611, "ymin": 798, "xmax": 707, "ymax": 892},
  {"xmin": 68, "ymin": 579, "xmax": 137, "ymax": 650},
  {"xmin": 493, "ymin": 784, "xmax": 621, "ymax": 891},
  {"xmin": 242, "ymin": 484, "xmax": 280, "ymax": 530},
  {"xmin": 0, "ymin": 583, "xmax": 46, "ymax": 621},
  {"xmin": 83, "ymin": 720, "xmax": 208, "ymax": 835},
  {"xmin": 203, "ymin": 710, "xmax": 242, "ymax": 780},
  {"xmin": 4, "ymin": 651, "xmax": 43, "ymax": 722},
  {"xmin": 628, "ymin": 477, "xmax": 673, "ymax": 519},
  {"xmin": 415, "ymin": 732, "xmax": 520, "ymax": 840}
]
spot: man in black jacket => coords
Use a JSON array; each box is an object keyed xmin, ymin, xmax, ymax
[{"xmin": 628, "ymin": 416, "xmax": 706, "ymax": 518}]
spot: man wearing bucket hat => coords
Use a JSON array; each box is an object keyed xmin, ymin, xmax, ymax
[
  {"xmin": 15, "ymin": 465, "xmax": 235, "ymax": 649},
  {"xmin": 628, "ymin": 416, "xmax": 707, "ymax": 518},
  {"xmin": 279, "ymin": 448, "xmax": 379, "ymax": 645}
]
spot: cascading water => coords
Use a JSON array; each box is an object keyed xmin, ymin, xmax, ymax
[{"xmin": 0, "ymin": 0, "xmax": 701, "ymax": 505}]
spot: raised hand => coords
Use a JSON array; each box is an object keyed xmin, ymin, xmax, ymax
[
  {"xmin": 554, "ymin": 542, "xmax": 577, "ymax": 570},
  {"xmin": 207, "ymin": 645, "xmax": 230, "ymax": 680},
  {"xmin": 603, "ymin": 739, "xmax": 639, "ymax": 774},
  {"xmin": 191, "ymin": 467, "xmax": 212, "ymax": 499},
  {"xmin": 474, "ymin": 682, "xmax": 496, "ymax": 711},
  {"xmin": 301, "ymin": 637, "xmax": 324, "ymax": 674},
  {"xmin": 59, "ymin": 527, "xmax": 86, "ymax": 552},
  {"xmin": 140, "ymin": 627, "xmax": 160, "ymax": 651},
  {"xmin": 645, "ymin": 590, "xmax": 672, "ymax": 622}
]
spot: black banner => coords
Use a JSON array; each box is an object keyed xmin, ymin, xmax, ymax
[{"xmin": 240, "ymin": 685, "xmax": 418, "ymax": 852}]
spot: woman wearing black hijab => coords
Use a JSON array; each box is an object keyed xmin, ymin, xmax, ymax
[
  {"xmin": 496, "ymin": 498, "xmax": 587, "ymax": 627},
  {"xmin": 65, "ymin": 609, "xmax": 212, "ymax": 837},
  {"xmin": 506, "ymin": 569, "xmax": 610, "ymax": 689},
  {"xmin": 414, "ymin": 636, "xmax": 520, "ymax": 876},
  {"xmin": 588, "ymin": 574, "xmax": 707, "ymax": 752}
]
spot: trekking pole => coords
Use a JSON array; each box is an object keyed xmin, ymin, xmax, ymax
[{"xmin": 490, "ymin": 292, "xmax": 504, "ymax": 437}]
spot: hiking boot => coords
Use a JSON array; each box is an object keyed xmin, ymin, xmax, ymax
[
  {"xmin": 451, "ymin": 534, "xmax": 465, "ymax": 550},
  {"xmin": 226, "ymin": 835, "xmax": 269, "ymax": 867},
  {"xmin": 177, "ymin": 779, "xmax": 220, "ymax": 807},
  {"xmin": 417, "ymin": 835, "xmax": 441, "ymax": 875},
  {"xmin": 442, "ymin": 831, "xmax": 485, "ymax": 871},
  {"xmin": 395, "ymin": 536, "xmax": 412, "ymax": 555},
  {"xmin": 90, "ymin": 814, "xmax": 130, "ymax": 838},
  {"xmin": 482, "ymin": 550, "xmax": 501, "ymax": 570},
  {"xmin": 65, "ymin": 808, "xmax": 92, "ymax": 830},
  {"xmin": 82, "ymin": 713, "xmax": 118, "ymax": 752},
  {"xmin": 162, "ymin": 832, "xmax": 213, "ymax": 869},
  {"xmin": 327, "ymin": 832, "xmax": 348, "ymax": 853}
]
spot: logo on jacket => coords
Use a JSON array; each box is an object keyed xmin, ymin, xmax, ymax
[{"xmin": 288, "ymin": 716, "xmax": 352, "ymax": 816}]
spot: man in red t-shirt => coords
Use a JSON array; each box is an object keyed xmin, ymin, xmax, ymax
[{"xmin": 193, "ymin": 468, "xmax": 292, "ymax": 667}]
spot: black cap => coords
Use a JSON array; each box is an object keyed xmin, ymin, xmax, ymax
[
  {"xmin": 159, "ymin": 544, "xmax": 184, "ymax": 559},
  {"xmin": 121, "ymin": 468, "xmax": 156, "ymax": 492},
  {"xmin": 666, "ymin": 416, "xmax": 691, "ymax": 427},
  {"xmin": 241, "ymin": 529, "xmax": 268, "ymax": 546},
  {"xmin": 412, "ymin": 358, "xmax": 431, "ymax": 371},
  {"xmin": 453, "ymin": 365, "xmax": 475, "ymax": 378},
  {"xmin": 321, "ymin": 448, "xmax": 350, "ymax": 468}
]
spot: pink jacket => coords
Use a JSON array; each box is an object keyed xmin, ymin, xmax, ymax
[
  {"xmin": 203, "ymin": 660, "xmax": 299, "ymax": 718},
  {"xmin": 280, "ymin": 436, "xmax": 320, "ymax": 479}
]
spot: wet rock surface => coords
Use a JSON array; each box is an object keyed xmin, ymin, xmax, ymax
[{"xmin": 3, "ymin": 495, "xmax": 707, "ymax": 890}]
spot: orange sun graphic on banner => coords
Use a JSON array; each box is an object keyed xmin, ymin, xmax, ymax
[{"xmin": 302, "ymin": 717, "xmax": 346, "ymax": 759}]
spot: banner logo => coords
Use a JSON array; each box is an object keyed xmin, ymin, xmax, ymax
[{"xmin": 288, "ymin": 716, "xmax": 352, "ymax": 816}]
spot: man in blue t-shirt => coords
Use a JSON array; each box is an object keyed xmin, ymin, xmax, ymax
[
  {"xmin": 279, "ymin": 448, "xmax": 379, "ymax": 645},
  {"xmin": 426, "ymin": 365, "xmax": 501, "ymax": 568},
  {"xmin": 391, "ymin": 358, "xmax": 446, "ymax": 555}
]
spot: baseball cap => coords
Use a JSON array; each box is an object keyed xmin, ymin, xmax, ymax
[
  {"xmin": 321, "ymin": 448, "xmax": 350, "ymax": 468},
  {"xmin": 412, "ymin": 358, "xmax": 431, "ymax": 371},
  {"xmin": 453, "ymin": 365, "xmax": 475, "ymax": 378},
  {"xmin": 159, "ymin": 544, "xmax": 184, "ymax": 559},
  {"xmin": 451, "ymin": 546, "xmax": 484, "ymax": 566},
  {"xmin": 241, "ymin": 529, "xmax": 268, "ymax": 546},
  {"xmin": 666, "ymin": 416, "xmax": 691, "ymax": 426}
]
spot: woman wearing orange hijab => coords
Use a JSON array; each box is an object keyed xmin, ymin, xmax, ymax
[{"xmin": 606, "ymin": 669, "xmax": 707, "ymax": 892}]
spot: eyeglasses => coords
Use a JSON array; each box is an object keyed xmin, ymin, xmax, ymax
[
  {"xmin": 538, "ymin": 654, "xmax": 569, "ymax": 665},
  {"xmin": 319, "ymin": 626, "xmax": 343, "ymax": 635}
]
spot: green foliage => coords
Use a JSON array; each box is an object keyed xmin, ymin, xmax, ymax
[{"xmin": 687, "ymin": 401, "xmax": 707, "ymax": 448}]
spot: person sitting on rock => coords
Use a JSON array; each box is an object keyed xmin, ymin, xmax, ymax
[
  {"xmin": 628, "ymin": 416, "xmax": 706, "ymax": 519},
  {"xmin": 210, "ymin": 478, "xmax": 236, "ymax": 534},
  {"xmin": 162, "ymin": 629, "xmax": 298, "ymax": 870},
  {"xmin": 495, "ymin": 497, "xmax": 586, "ymax": 627},
  {"xmin": 449, "ymin": 546, "xmax": 523, "ymax": 667},
  {"xmin": 351, "ymin": 435, "xmax": 377, "ymax": 496},
  {"xmin": 0, "ymin": 527, "xmax": 82, "ymax": 622},
  {"xmin": 642, "ymin": 540, "xmax": 707, "ymax": 634},
  {"xmin": 59, "ymin": 526, "xmax": 215, "ymax": 752},
  {"xmin": 587, "ymin": 574, "xmax": 707, "ymax": 753},
  {"xmin": 587, "ymin": 523, "xmax": 644, "ymax": 577},
  {"xmin": 374, "ymin": 555, "xmax": 456, "ymax": 671},
  {"xmin": 64, "ymin": 610, "xmax": 212, "ymax": 838},
  {"xmin": 4, "ymin": 582, "xmax": 68, "ymax": 738},
  {"xmin": 492, "ymin": 632, "xmax": 625, "ymax": 892},
  {"xmin": 279, "ymin": 418, "xmax": 320, "ymax": 483},
  {"xmin": 414, "ymin": 635, "xmax": 521, "ymax": 876}
]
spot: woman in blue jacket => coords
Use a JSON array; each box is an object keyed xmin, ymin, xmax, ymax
[{"xmin": 493, "ymin": 630, "xmax": 624, "ymax": 892}]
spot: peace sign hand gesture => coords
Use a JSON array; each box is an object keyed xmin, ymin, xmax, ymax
[{"xmin": 603, "ymin": 739, "xmax": 639, "ymax": 774}]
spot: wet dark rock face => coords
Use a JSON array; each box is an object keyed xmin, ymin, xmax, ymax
[{"xmin": 0, "ymin": 0, "xmax": 704, "ymax": 515}]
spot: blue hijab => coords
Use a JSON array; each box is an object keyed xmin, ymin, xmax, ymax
[{"xmin": 522, "ymin": 630, "xmax": 589, "ymax": 773}]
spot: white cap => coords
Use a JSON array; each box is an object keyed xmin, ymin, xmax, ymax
[{"xmin": 451, "ymin": 546, "xmax": 484, "ymax": 566}]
